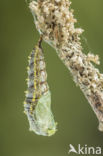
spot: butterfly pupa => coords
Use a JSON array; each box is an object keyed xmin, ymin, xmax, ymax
[{"xmin": 24, "ymin": 37, "xmax": 57, "ymax": 136}]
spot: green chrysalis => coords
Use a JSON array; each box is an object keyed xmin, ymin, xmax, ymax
[{"xmin": 24, "ymin": 38, "xmax": 57, "ymax": 136}]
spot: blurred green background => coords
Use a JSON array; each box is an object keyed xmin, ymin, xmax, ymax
[{"xmin": 0, "ymin": 0, "xmax": 103, "ymax": 156}]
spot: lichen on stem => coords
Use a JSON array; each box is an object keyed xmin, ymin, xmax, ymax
[{"xmin": 29, "ymin": 0, "xmax": 103, "ymax": 131}]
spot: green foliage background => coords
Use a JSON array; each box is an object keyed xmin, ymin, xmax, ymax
[{"xmin": 0, "ymin": 0, "xmax": 103, "ymax": 156}]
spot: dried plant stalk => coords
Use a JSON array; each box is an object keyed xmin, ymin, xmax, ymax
[{"xmin": 29, "ymin": 0, "xmax": 103, "ymax": 131}]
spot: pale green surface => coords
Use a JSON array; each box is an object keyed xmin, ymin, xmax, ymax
[
  {"xmin": 29, "ymin": 91, "xmax": 57, "ymax": 136},
  {"xmin": 1, "ymin": 0, "xmax": 103, "ymax": 156}
]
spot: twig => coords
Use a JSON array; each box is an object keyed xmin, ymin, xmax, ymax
[{"xmin": 29, "ymin": 0, "xmax": 103, "ymax": 131}]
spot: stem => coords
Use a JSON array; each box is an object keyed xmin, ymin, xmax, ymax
[{"xmin": 29, "ymin": 0, "xmax": 103, "ymax": 131}]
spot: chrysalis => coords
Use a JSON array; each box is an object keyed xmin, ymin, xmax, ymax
[{"xmin": 24, "ymin": 37, "xmax": 57, "ymax": 136}]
